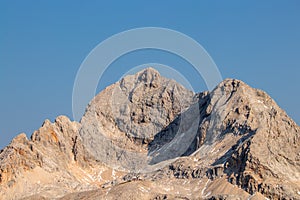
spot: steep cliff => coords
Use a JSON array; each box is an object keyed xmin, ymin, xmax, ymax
[{"xmin": 0, "ymin": 68, "xmax": 299, "ymax": 200}]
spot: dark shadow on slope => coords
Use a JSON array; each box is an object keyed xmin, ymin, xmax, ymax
[
  {"xmin": 212, "ymin": 131, "xmax": 255, "ymax": 166},
  {"xmin": 147, "ymin": 92, "xmax": 211, "ymax": 165}
]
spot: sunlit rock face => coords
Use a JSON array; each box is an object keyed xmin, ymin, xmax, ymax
[{"xmin": 0, "ymin": 68, "xmax": 299, "ymax": 200}]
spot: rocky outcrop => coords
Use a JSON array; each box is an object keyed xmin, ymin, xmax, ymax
[
  {"xmin": 0, "ymin": 116, "xmax": 124, "ymax": 199},
  {"xmin": 79, "ymin": 68, "xmax": 198, "ymax": 171},
  {"xmin": 205, "ymin": 79, "xmax": 300, "ymax": 199},
  {"xmin": 0, "ymin": 68, "xmax": 299, "ymax": 199}
]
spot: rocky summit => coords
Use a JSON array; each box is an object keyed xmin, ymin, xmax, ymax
[{"xmin": 0, "ymin": 68, "xmax": 299, "ymax": 200}]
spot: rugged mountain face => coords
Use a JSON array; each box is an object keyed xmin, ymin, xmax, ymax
[
  {"xmin": 0, "ymin": 68, "xmax": 299, "ymax": 200},
  {"xmin": 0, "ymin": 116, "xmax": 124, "ymax": 200},
  {"xmin": 79, "ymin": 68, "xmax": 197, "ymax": 172}
]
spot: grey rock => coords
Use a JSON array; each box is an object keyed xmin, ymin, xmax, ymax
[
  {"xmin": 79, "ymin": 67, "xmax": 198, "ymax": 172},
  {"xmin": 0, "ymin": 69, "xmax": 299, "ymax": 200}
]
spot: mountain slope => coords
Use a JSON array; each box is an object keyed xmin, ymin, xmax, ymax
[
  {"xmin": 0, "ymin": 68, "xmax": 299, "ymax": 200},
  {"xmin": 79, "ymin": 68, "xmax": 198, "ymax": 172}
]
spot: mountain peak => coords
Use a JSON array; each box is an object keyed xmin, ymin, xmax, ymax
[
  {"xmin": 119, "ymin": 67, "xmax": 162, "ymax": 89},
  {"xmin": 0, "ymin": 68, "xmax": 299, "ymax": 199},
  {"xmin": 80, "ymin": 68, "xmax": 196, "ymax": 171},
  {"xmin": 138, "ymin": 67, "xmax": 160, "ymax": 76}
]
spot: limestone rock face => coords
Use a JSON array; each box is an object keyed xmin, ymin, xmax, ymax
[
  {"xmin": 0, "ymin": 68, "xmax": 299, "ymax": 200},
  {"xmin": 81, "ymin": 67, "xmax": 195, "ymax": 142},
  {"xmin": 79, "ymin": 68, "xmax": 198, "ymax": 171},
  {"xmin": 0, "ymin": 116, "xmax": 123, "ymax": 200},
  {"xmin": 193, "ymin": 79, "xmax": 300, "ymax": 199}
]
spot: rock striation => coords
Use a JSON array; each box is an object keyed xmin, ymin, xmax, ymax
[
  {"xmin": 79, "ymin": 68, "xmax": 198, "ymax": 171},
  {"xmin": 0, "ymin": 68, "xmax": 299, "ymax": 200}
]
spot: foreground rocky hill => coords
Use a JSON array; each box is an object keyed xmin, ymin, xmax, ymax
[{"xmin": 0, "ymin": 68, "xmax": 299, "ymax": 200}]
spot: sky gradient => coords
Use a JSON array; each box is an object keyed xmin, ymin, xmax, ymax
[{"xmin": 1, "ymin": 1, "xmax": 299, "ymax": 149}]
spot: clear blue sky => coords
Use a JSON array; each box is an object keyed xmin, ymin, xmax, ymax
[{"xmin": 1, "ymin": 1, "xmax": 299, "ymax": 149}]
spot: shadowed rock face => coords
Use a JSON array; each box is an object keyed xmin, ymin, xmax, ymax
[{"xmin": 0, "ymin": 68, "xmax": 299, "ymax": 200}]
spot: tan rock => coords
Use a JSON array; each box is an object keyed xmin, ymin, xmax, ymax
[{"xmin": 0, "ymin": 69, "xmax": 299, "ymax": 199}]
